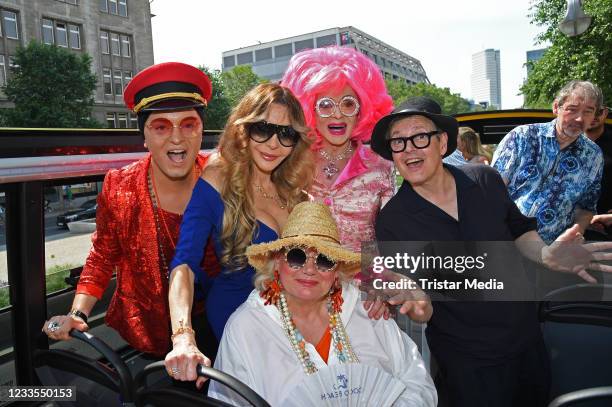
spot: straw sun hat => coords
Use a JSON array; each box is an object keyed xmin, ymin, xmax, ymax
[{"xmin": 246, "ymin": 202, "xmax": 360, "ymax": 272}]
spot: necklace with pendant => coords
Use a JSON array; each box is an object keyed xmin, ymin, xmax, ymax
[
  {"xmin": 319, "ymin": 143, "xmax": 354, "ymax": 179},
  {"xmin": 254, "ymin": 184, "xmax": 287, "ymax": 209}
]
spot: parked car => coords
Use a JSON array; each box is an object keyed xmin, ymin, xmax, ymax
[{"xmin": 56, "ymin": 199, "xmax": 97, "ymax": 229}]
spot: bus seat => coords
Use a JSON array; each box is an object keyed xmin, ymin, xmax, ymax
[{"xmin": 548, "ymin": 386, "xmax": 612, "ymax": 407}]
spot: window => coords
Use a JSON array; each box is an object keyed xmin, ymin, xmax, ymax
[
  {"xmin": 42, "ymin": 19, "xmax": 54, "ymax": 45},
  {"xmin": 100, "ymin": 31, "xmax": 109, "ymax": 54},
  {"xmin": 56, "ymin": 0, "xmax": 78, "ymax": 4},
  {"xmin": 108, "ymin": 0, "xmax": 118, "ymax": 15},
  {"xmin": 123, "ymin": 70, "xmax": 132, "ymax": 87},
  {"xmin": 0, "ymin": 55, "xmax": 6, "ymax": 86},
  {"xmin": 55, "ymin": 23, "xmax": 68, "ymax": 47},
  {"xmin": 113, "ymin": 69, "xmax": 122, "ymax": 95},
  {"xmin": 2, "ymin": 11, "xmax": 18, "ymax": 39},
  {"xmin": 118, "ymin": 0, "xmax": 127, "ymax": 17},
  {"xmin": 129, "ymin": 114, "xmax": 137, "ymax": 128},
  {"xmin": 236, "ymin": 52, "xmax": 253, "ymax": 65},
  {"xmin": 316, "ymin": 35, "xmax": 337, "ymax": 48},
  {"xmin": 106, "ymin": 113, "xmax": 116, "ymax": 128},
  {"xmin": 274, "ymin": 43, "xmax": 292, "ymax": 58},
  {"xmin": 69, "ymin": 24, "xmax": 80, "ymax": 49},
  {"xmin": 42, "ymin": 19, "xmax": 81, "ymax": 49},
  {"xmin": 110, "ymin": 33, "xmax": 120, "ymax": 56},
  {"xmin": 223, "ymin": 55, "xmax": 235, "ymax": 68},
  {"xmin": 117, "ymin": 113, "xmax": 128, "ymax": 128},
  {"xmin": 103, "ymin": 68, "xmax": 112, "ymax": 95},
  {"xmin": 255, "ymin": 48, "xmax": 272, "ymax": 62},
  {"xmin": 99, "ymin": 0, "xmax": 107, "ymax": 12},
  {"xmin": 294, "ymin": 39, "xmax": 313, "ymax": 53},
  {"xmin": 120, "ymin": 35, "xmax": 130, "ymax": 57}
]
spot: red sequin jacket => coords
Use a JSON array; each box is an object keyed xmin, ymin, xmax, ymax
[{"xmin": 77, "ymin": 153, "xmax": 216, "ymax": 356}]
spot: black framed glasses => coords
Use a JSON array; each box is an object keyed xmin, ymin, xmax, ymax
[
  {"xmin": 315, "ymin": 96, "xmax": 360, "ymax": 118},
  {"xmin": 284, "ymin": 247, "xmax": 337, "ymax": 272},
  {"xmin": 249, "ymin": 121, "xmax": 300, "ymax": 147},
  {"xmin": 387, "ymin": 130, "xmax": 441, "ymax": 153}
]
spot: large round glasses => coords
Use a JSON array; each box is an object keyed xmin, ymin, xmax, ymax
[
  {"xmin": 284, "ymin": 247, "xmax": 337, "ymax": 272},
  {"xmin": 145, "ymin": 117, "xmax": 202, "ymax": 138},
  {"xmin": 388, "ymin": 130, "xmax": 441, "ymax": 153},
  {"xmin": 249, "ymin": 121, "xmax": 300, "ymax": 147},
  {"xmin": 315, "ymin": 96, "xmax": 360, "ymax": 118}
]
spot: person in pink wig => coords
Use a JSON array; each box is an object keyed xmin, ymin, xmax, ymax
[{"xmin": 282, "ymin": 46, "xmax": 395, "ymax": 253}]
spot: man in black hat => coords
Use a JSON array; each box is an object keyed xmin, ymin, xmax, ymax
[{"xmin": 369, "ymin": 97, "xmax": 612, "ymax": 406}]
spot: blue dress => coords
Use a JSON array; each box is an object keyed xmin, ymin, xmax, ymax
[{"xmin": 171, "ymin": 178, "xmax": 278, "ymax": 339}]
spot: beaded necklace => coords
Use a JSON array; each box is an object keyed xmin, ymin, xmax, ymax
[
  {"xmin": 147, "ymin": 167, "xmax": 184, "ymax": 278},
  {"xmin": 277, "ymin": 292, "xmax": 358, "ymax": 375}
]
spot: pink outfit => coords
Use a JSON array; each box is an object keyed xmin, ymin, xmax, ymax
[{"xmin": 310, "ymin": 144, "xmax": 395, "ymax": 252}]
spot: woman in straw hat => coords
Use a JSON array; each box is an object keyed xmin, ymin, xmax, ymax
[
  {"xmin": 207, "ymin": 202, "xmax": 437, "ymax": 406},
  {"xmin": 165, "ymin": 83, "xmax": 314, "ymax": 385}
]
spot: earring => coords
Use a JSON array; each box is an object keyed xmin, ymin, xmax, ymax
[
  {"xmin": 260, "ymin": 270, "xmax": 283, "ymax": 306},
  {"xmin": 330, "ymin": 278, "xmax": 343, "ymax": 313}
]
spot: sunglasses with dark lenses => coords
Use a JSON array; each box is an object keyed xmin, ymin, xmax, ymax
[
  {"xmin": 315, "ymin": 96, "xmax": 360, "ymax": 118},
  {"xmin": 249, "ymin": 121, "xmax": 300, "ymax": 147},
  {"xmin": 388, "ymin": 130, "xmax": 441, "ymax": 153},
  {"xmin": 285, "ymin": 247, "xmax": 337, "ymax": 272},
  {"xmin": 146, "ymin": 117, "xmax": 202, "ymax": 138}
]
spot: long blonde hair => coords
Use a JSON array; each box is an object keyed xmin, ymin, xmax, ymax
[
  {"xmin": 217, "ymin": 83, "xmax": 315, "ymax": 270},
  {"xmin": 458, "ymin": 127, "xmax": 492, "ymax": 162}
]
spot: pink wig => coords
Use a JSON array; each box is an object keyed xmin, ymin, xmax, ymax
[{"xmin": 281, "ymin": 46, "xmax": 393, "ymax": 144}]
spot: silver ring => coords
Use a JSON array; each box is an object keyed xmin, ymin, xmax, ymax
[
  {"xmin": 47, "ymin": 321, "xmax": 60, "ymax": 333},
  {"xmin": 171, "ymin": 367, "xmax": 180, "ymax": 375}
]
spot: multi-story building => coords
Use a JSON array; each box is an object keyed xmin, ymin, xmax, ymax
[
  {"xmin": 222, "ymin": 26, "xmax": 429, "ymax": 85},
  {"xmin": 471, "ymin": 49, "xmax": 502, "ymax": 109},
  {"xmin": 0, "ymin": 0, "xmax": 154, "ymax": 127},
  {"xmin": 526, "ymin": 48, "xmax": 548, "ymax": 77}
]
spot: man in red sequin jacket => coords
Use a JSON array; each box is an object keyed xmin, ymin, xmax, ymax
[{"xmin": 42, "ymin": 62, "xmax": 219, "ymax": 357}]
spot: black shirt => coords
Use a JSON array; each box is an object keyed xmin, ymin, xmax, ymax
[
  {"xmin": 376, "ymin": 164, "xmax": 540, "ymax": 364},
  {"xmin": 594, "ymin": 125, "xmax": 612, "ymax": 213}
]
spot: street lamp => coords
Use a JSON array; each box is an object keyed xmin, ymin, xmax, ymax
[{"xmin": 559, "ymin": 0, "xmax": 592, "ymax": 37}]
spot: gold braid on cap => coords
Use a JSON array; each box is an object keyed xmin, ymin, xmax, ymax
[{"xmin": 132, "ymin": 92, "xmax": 207, "ymax": 113}]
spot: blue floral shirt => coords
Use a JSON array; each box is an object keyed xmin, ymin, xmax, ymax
[
  {"xmin": 492, "ymin": 120, "xmax": 603, "ymax": 243},
  {"xmin": 443, "ymin": 149, "xmax": 468, "ymax": 167}
]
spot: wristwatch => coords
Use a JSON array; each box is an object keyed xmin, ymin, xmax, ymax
[{"xmin": 67, "ymin": 309, "xmax": 88, "ymax": 324}]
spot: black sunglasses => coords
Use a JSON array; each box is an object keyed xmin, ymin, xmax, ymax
[
  {"xmin": 387, "ymin": 130, "xmax": 441, "ymax": 153},
  {"xmin": 285, "ymin": 247, "xmax": 337, "ymax": 272},
  {"xmin": 249, "ymin": 121, "xmax": 300, "ymax": 147}
]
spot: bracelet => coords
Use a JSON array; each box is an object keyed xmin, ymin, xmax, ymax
[
  {"xmin": 67, "ymin": 309, "xmax": 88, "ymax": 323},
  {"xmin": 171, "ymin": 319, "xmax": 195, "ymax": 341}
]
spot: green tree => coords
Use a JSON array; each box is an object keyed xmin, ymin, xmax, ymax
[
  {"xmin": 1, "ymin": 41, "xmax": 101, "ymax": 127},
  {"xmin": 521, "ymin": 0, "xmax": 612, "ymax": 107},
  {"xmin": 199, "ymin": 66, "xmax": 231, "ymax": 130},
  {"xmin": 385, "ymin": 80, "xmax": 472, "ymax": 115},
  {"xmin": 221, "ymin": 65, "xmax": 267, "ymax": 108}
]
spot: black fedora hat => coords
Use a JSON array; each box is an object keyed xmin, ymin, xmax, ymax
[{"xmin": 370, "ymin": 97, "xmax": 458, "ymax": 160}]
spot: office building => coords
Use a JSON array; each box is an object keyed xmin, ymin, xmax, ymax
[
  {"xmin": 0, "ymin": 0, "xmax": 154, "ymax": 127},
  {"xmin": 222, "ymin": 26, "xmax": 429, "ymax": 85},
  {"xmin": 526, "ymin": 48, "xmax": 548, "ymax": 77},
  {"xmin": 471, "ymin": 49, "xmax": 501, "ymax": 109}
]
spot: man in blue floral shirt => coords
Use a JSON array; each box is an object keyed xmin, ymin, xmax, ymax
[{"xmin": 492, "ymin": 81, "xmax": 604, "ymax": 243}]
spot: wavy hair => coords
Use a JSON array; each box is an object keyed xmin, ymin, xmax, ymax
[
  {"xmin": 281, "ymin": 46, "xmax": 394, "ymax": 145},
  {"xmin": 216, "ymin": 83, "xmax": 315, "ymax": 270}
]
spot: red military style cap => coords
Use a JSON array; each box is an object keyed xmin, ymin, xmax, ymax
[{"xmin": 124, "ymin": 62, "xmax": 212, "ymax": 114}]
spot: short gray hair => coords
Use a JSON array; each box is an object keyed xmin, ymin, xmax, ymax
[{"xmin": 555, "ymin": 80, "xmax": 604, "ymax": 108}]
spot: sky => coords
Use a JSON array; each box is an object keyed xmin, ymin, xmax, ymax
[{"xmin": 150, "ymin": 0, "xmax": 548, "ymax": 109}]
